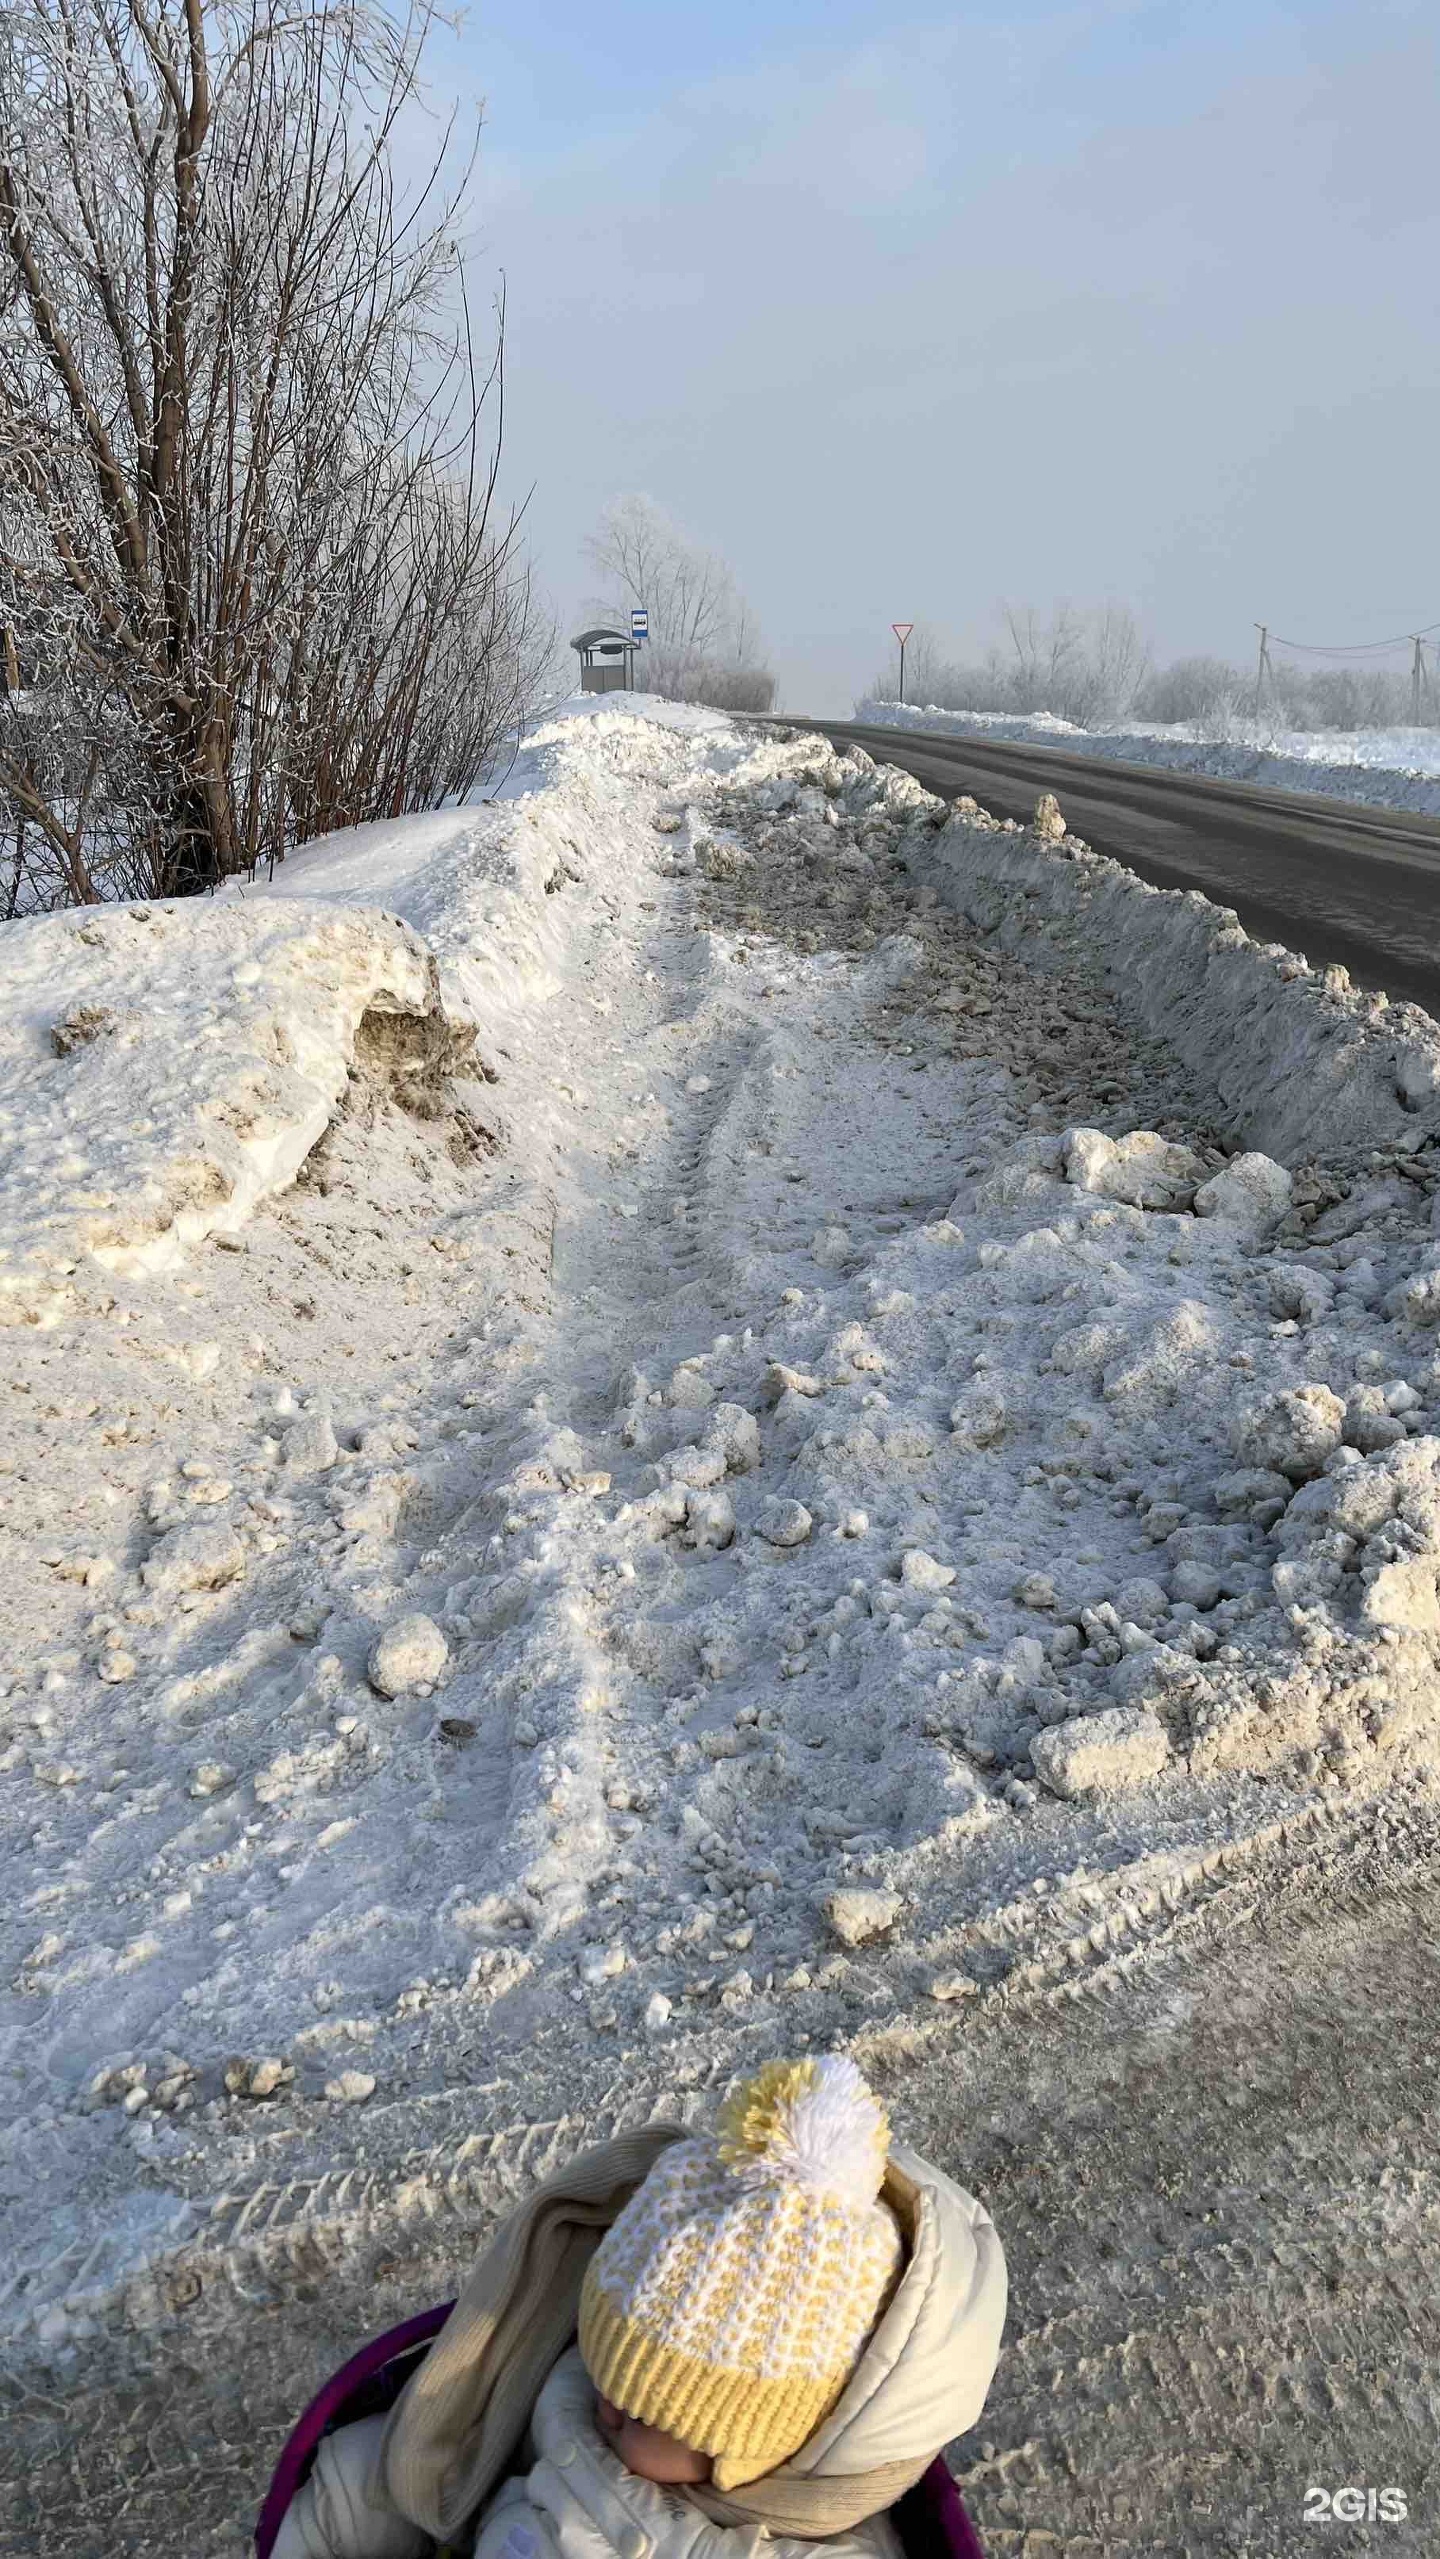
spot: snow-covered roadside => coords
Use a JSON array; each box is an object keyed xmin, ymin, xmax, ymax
[
  {"xmin": 0, "ymin": 901, "xmax": 449, "ymax": 1319},
  {"xmin": 5, "ymin": 702, "xmax": 1440, "ymax": 2354},
  {"xmin": 901, "ymin": 794, "xmax": 1440, "ymax": 1164},
  {"xmin": 856, "ymin": 699, "xmax": 1440, "ymax": 821}
]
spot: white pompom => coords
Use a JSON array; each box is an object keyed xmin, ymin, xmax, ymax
[{"xmin": 730, "ymin": 2055, "xmax": 889, "ymax": 2203}]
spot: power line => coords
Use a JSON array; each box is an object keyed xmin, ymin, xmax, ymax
[{"xmin": 1267, "ymin": 618, "xmax": 1440, "ymax": 657}]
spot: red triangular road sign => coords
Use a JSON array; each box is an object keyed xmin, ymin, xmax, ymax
[{"xmin": 892, "ymin": 623, "xmax": 914, "ymax": 643}]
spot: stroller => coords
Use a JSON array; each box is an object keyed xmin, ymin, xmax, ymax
[{"xmin": 255, "ymin": 2301, "xmax": 986, "ymax": 2557}]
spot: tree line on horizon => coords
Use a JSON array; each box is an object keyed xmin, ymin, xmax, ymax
[{"xmin": 866, "ymin": 606, "xmax": 1439, "ymax": 734}]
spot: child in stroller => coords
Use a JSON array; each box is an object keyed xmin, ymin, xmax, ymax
[{"xmin": 266, "ymin": 2056, "xmax": 1004, "ymax": 2559}]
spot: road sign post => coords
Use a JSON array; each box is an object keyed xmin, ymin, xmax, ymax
[
  {"xmin": 628, "ymin": 608, "xmax": 649, "ymax": 693},
  {"xmin": 892, "ymin": 622, "xmax": 914, "ymax": 706}
]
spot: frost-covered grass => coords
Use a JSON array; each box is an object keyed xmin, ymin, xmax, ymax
[
  {"xmin": 855, "ymin": 700, "xmax": 1440, "ymax": 820},
  {"xmin": 5, "ymin": 699, "xmax": 1440, "ymax": 2347}
]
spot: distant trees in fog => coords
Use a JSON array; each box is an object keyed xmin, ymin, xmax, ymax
[
  {"xmin": 867, "ymin": 607, "xmax": 1437, "ymax": 732},
  {"xmin": 585, "ymin": 497, "xmax": 776, "ymax": 716}
]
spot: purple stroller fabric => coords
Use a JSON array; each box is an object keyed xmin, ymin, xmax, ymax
[
  {"xmin": 255, "ymin": 2304, "xmax": 985, "ymax": 2557},
  {"xmin": 254, "ymin": 2302, "xmax": 453, "ymax": 2558},
  {"xmin": 892, "ymin": 2454, "xmax": 988, "ymax": 2556}
]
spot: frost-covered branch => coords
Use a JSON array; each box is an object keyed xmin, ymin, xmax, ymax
[{"xmin": 0, "ymin": 0, "xmax": 551, "ymax": 907}]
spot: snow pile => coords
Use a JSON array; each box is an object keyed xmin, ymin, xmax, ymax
[
  {"xmin": 0, "ymin": 899, "xmax": 441, "ymax": 1322},
  {"xmin": 536, "ymin": 687, "xmax": 735, "ymax": 738},
  {"xmin": 5, "ymin": 702, "xmax": 1440, "ymax": 2348},
  {"xmin": 906, "ymin": 793, "xmax": 1440, "ymax": 1164},
  {"xmin": 855, "ymin": 700, "xmax": 1440, "ymax": 821},
  {"xmin": 230, "ymin": 698, "xmax": 752, "ymax": 1027}
]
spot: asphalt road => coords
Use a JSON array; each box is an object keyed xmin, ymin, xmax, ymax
[{"xmin": 783, "ymin": 717, "xmax": 1440, "ymax": 1017}]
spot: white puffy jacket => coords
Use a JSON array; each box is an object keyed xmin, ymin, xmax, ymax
[{"xmin": 472, "ymin": 2351, "xmax": 901, "ymax": 2559}]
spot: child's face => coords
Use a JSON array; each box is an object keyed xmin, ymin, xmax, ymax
[{"xmin": 594, "ymin": 2394, "xmax": 713, "ymax": 2486}]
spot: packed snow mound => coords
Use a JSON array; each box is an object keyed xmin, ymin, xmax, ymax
[
  {"xmin": 903, "ymin": 793, "xmax": 1440, "ymax": 1164},
  {"xmin": 8, "ymin": 694, "xmax": 1440, "ymax": 2351},
  {"xmin": 536, "ymin": 687, "xmax": 735, "ymax": 737},
  {"xmin": 855, "ymin": 700, "xmax": 1440, "ymax": 821},
  {"xmin": 0, "ymin": 899, "xmax": 443, "ymax": 1321},
  {"xmin": 228, "ymin": 699, "xmax": 759, "ymax": 1031}
]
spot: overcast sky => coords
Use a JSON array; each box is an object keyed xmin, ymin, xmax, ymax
[{"xmin": 425, "ymin": 0, "xmax": 1438, "ymax": 714}]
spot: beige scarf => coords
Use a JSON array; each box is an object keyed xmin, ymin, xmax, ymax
[{"xmin": 380, "ymin": 2127, "xmax": 930, "ymax": 2548}]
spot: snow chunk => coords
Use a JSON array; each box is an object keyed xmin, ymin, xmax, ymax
[
  {"xmin": 1109, "ymin": 1644, "xmax": 1207, "ymax": 1718},
  {"xmin": 283, "ymin": 1411, "xmax": 339, "ymax": 1476},
  {"xmin": 325, "ymin": 2070, "xmax": 377, "ymax": 2104},
  {"xmin": 824, "ymin": 1886, "xmax": 902, "ymax": 1947},
  {"xmin": 1360, "ymin": 1558, "xmax": 1440, "ymax": 1634},
  {"xmin": 1384, "ymin": 1262, "xmax": 1440, "ymax": 1327},
  {"xmin": 706, "ymin": 1404, "xmax": 762, "ymax": 1474},
  {"xmin": 1170, "ymin": 1561, "xmax": 1222, "ymax": 1609},
  {"xmin": 1344, "ymin": 1387, "xmax": 1406, "ymax": 1455},
  {"xmin": 367, "ymin": 1613, "xmax": 449, "ymax": 1697},
  {"xmin": 755, "ymin": 1498, "xmax": 813, "ymax": 1548},
  {"xmin": 1062, "ymin": 1127, "xmax": 1205, "ymax": 1210},
  {"xmin": 1102, "ymin": 1301, "xmax": 1221, "ymax": 1421},
  {"xmin": 579, "ymin": 1941, "xmax": 627, "ymax": 1985},
  {"xmin": 1214, "ymin": 1467, "xmax": 1292, "ymax": 1523},
  {"xmin": 949, "ymin": 1384, "xmax": 1008, "ymax": 1447},
  {"xmin": 669, "ymin": 1366, "xmax": 715, "ymax": 1410},
  {"xmin": 1233, "ymin": 1383, "xmax": 1346, "ymax": 1480},
  {"xmin": 1267, "ymin": 1264, "xmax": 1335, "ymax": 1324},
  {"xmin": 1112, "ymin": 1576, "xmax": 1169, "ymax": 1626},
  {"xmin": 140, "ymin": 1520, "xmax": 246, "ymax": 1596},
  {"xmin": 1193, "ymin": 1153, "xmax": 1292, "ymax": 1231},
  {"xmin": 1032, "ymin": 1706, "xmax": 1171, "ymax": 1798},
  {"xmin": 684, "ymin": 1488, "xmax": 736, "ymax": 1551},
  {"xmin": 900, "ymin": 1548, "xmax": 955, "ymax": 1593},
  {"xmin": 767, "ymin": 1361, "xmax": 824, "ymax": 1399}
]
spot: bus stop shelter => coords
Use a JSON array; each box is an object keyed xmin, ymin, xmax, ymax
[{"xmin": 571, "ymin": 626, "xmax": 635, "ymax": 694}]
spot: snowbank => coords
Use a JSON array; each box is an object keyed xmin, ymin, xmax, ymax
[
  {"xmin": 855, "ymin": 700, "xmax": 1440, "ymax": 821},
  {"xmin": 0, "ymin": 899, "xmax": 440, "ymax": 1321},
  {"xmin": 903, "ymin": 801, "xmax": 1440, "ymax": 1164},
  {"xmin": 535, "ymin": 687, "xmax": 735, "ymax": 737},
  {"xmin": 7, "ymin": 699, "xmax": 1440, "ymax": 2354},
  {"xmin": 230, "ymin": 700, "xmax": 750, "ymax": 1026}
]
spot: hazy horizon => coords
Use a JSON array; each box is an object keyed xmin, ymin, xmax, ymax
[{"xmin": 423, "ymin": 0, "xmax": 1438, "ymax": 717}]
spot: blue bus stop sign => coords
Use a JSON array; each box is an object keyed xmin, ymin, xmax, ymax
[{"xmin": 631, "ymin": 609, "xmax": 649, "ymax": 640}]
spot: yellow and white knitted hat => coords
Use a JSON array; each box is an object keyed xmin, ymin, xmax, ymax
[{"xmin": 578, "ymin": 2055, "xmax": 902, "ymax": 2489}]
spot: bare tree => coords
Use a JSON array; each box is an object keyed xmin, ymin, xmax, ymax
[
  {"xmin": 1135, "ymin": 655, "xmax": 1246, "ymax": 725},
  {"xmin": 584, "ymin": 493, "xmax": 775, "ymax": 712},
  {"xmin": 0, "ymin": 0, "xmax": 549, "ymax": 912},
  {"xmin": 1077, "ymin": 604, "xmax": 1150, "ymax": 723}
]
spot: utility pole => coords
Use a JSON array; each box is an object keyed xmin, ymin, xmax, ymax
[
  {"xmin": 1413, "ymin": 636, "xmax": 1425, "ymax": 725},
  {"xmin": 892, "ymin": 622, "xmax": 914, "ymax": 706},
  {"xmin": 1252, "ymin": 624, "xmax": 1271, "ymax": 721}
]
